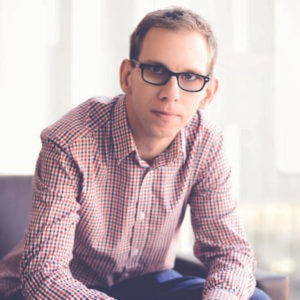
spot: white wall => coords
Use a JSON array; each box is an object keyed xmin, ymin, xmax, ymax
[
  {"xmin": 0, "ymin": 0, "xmax": 299, "ymax": 202},
  {"xmin": 0, "ymin": 0, "xmax": 71, "ymax": 174},
  {"xmin": 274, "ymin": 0, "xmax": 300, "ymax": 174}
]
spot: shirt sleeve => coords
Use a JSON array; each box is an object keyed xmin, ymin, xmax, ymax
[
  {"xmin": 189, "ymin": 133, "xmax": 256, "ymax": 300},
  {"xmin": 20, "ymin": 132, "xmax": 114, "ymax": 300}
]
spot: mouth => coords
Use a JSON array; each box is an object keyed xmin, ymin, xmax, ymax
[{"xmin": 151, "ymin": 110, "xmax": 180, "ymax": 121}]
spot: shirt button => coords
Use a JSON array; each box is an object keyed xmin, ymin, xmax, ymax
[
  {"xmin": 139, "ymin": 211, "xmax": 145, "ymax": 221},
  {"xmin": 133, "ymin": 248, "xmax": 139, "ymax": 256},
  {"xmin": 123, "ymin": 273, "xmax": 129, "ymax": 279}
]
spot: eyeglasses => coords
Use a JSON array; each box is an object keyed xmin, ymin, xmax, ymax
[{"xmin": 130, "ymin": 59, "xmax": 210, "ymax": 92}]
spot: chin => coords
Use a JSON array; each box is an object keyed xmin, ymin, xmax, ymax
[{"xmin": 152, "ymin": 129, "xmax": 179, "ymax": 140}]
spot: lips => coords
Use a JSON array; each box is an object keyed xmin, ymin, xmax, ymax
[{"xmin": 151, "ymin": 110, "xmax": 180, "ymax": 121}]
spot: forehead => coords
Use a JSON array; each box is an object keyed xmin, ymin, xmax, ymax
[{"xmin": 139, "ymin": 27, "xmax": 211, "ymax": 74}]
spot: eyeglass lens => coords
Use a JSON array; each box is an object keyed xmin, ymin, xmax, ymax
[{"xmin": 142, "ymin": 64, "xmax": 207, "ymax": 92}]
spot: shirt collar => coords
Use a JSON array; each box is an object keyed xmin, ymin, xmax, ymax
[{"xmin": 111, "ymin": 95, "xmax": 186, "ymax": 166}]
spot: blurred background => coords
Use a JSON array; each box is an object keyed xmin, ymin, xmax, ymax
[{"xmin": 0, "ymin": 0, "xmax": 299, "ymax": 298}]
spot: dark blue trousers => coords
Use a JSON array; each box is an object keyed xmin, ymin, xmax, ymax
[
  {"xmin": 11, "ymin": 269, "xmax": 271, "ymax": 299},
  {"xmin": 104, "ymin": 269, "xmax": 271, "ymax": 300}
]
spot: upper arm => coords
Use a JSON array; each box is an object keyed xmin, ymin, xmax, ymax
[{"xmin": 21, "ymin": 135, "xmax": 82, "ymax": 279}]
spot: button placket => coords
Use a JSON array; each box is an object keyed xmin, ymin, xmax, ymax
[{"xmin": 128, "ymin": 169, "xmax": 152, "ymax": 262}]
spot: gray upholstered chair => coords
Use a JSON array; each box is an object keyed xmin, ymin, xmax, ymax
[
  {"xmin": 0, "ymin": 176, "xmax": 32, "ymax": 259},
  {"xmin": 0, "ymin": 176, "xmax": 289, "ymax": 299}
]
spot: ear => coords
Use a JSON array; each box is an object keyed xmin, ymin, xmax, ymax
[
  {"xmin": 198, "ymin": 77, "xmax": 219, "ymax": 110},
  {"xmin": 120, "ymin": 59, "xmax": 133, "ymax": 95}
]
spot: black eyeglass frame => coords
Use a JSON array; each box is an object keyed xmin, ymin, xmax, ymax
[{"xmin": 130, "ymin": 59, "xmax": 210, "ymax": 92}]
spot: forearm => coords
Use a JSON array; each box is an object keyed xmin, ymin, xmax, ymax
[
  {"xmin": 190, "ymin": 133, "xmax": 256, "ymax": 299},
  {"xmin": 20, "ymin": 223, "xmax": 115, "ymax": 299},
  {"xmin": 21, "ymin": 266, "xmax": 115, "ymax": 300},
  {"xmin": 200, "ymin": 247, "xmax": 256, "ymax": 300},
  {"xmin": 193, "ymin": 212, "xmax": 256, "ymax": 299},
  {"xmin": 20, "ymin": 200, "xmax": 114, "ymax": 299}
]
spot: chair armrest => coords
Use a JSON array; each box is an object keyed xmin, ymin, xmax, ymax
[
  {"xmin": 175, "ymin": 254, "xmax": 289, "ymax": 300},
  {"xmin": 255, "ymin": 269, "xmax": 289, "ymax": 300}
]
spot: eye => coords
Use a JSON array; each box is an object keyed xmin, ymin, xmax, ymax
[
  {"xmin": 181, "ymin": 72, "xmax": 198, "ymax": 81},
  {"xmin": 148, "ymin": 65, "xmax": 166, "ymax": 75}
]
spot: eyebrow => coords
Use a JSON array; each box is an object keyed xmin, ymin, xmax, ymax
[{"xmin": 142, "ymin": 59, "xmax": 204, "ymax": 75}]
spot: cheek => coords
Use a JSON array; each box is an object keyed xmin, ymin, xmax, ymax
[{"xmin": 132, "ymin": 79, "xmax": 154, "ymax": 97}]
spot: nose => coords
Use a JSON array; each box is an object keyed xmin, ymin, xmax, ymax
[{"xmin": 157, "ymin": 75, "xmax": 180, "ymax": 102}]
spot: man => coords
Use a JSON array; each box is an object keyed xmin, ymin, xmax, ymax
[{"xmin": 20, "ymin": 7, "xmax": 270, "ymax": 300}]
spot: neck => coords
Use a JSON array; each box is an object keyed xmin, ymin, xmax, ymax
[{"xmin": 133, "ymin": 134, "xmax": 175, "ymax": 164}]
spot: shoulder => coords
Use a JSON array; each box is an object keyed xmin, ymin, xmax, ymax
[
  {"xmin": 41, "ymin": 95, "xmax": 120, "ymax": 148},
  {"xmin": 185, "ymin": 111, "xmax": 228, "ymax": 187}
]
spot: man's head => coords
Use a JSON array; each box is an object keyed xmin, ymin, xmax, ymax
[
  {"xmin": 130, "ymin": 7, "xmax": 217, "ymax": 74},
  {"xmin": 120, "ymin": 7, "xmax": 219, "ymax": 147}
]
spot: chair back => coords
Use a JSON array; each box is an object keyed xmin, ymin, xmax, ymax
[{"xmin": 0, "ymin": 176, "xmax": 32, "ymax": 258}]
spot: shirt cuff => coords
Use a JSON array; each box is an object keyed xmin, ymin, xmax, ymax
[{"xmin": 203, "ymin": 289, "xmax": 239, "ymax": 300}]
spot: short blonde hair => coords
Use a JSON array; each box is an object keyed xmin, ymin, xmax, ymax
[{"xmin": 130, "ymin": 7, "xmax": 218, "ymax": 74}]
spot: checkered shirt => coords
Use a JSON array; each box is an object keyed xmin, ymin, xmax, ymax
[{"xmin": 20, "ymin": 94, "xmax": 256, "ymax": 299}]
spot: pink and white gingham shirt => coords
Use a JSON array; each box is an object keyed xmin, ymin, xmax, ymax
[{"xmin": 20, "ymin": 95, "xmax": 256, "ymax": 299}]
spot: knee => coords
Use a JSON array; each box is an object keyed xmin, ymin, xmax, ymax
[{"xmin": 250, "ymin": 288, "xmax": 271, "ymax": 300}]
